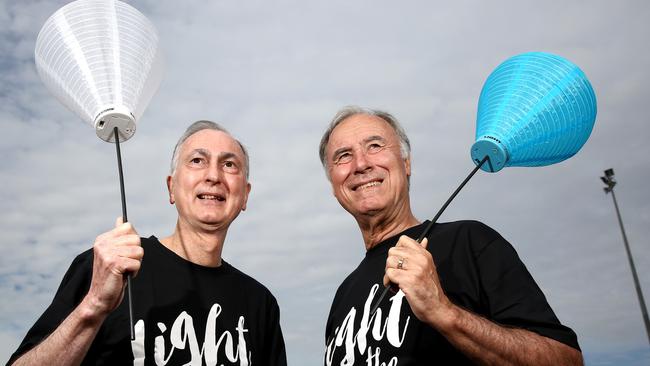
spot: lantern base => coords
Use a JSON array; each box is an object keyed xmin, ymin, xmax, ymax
[
  {"xmin": 94, "ymin": 107, "xmax": 136, "ymax": 142},
  {"xmin": 471, "ymin": 138, "xmax": 508, "ymax": 172}
]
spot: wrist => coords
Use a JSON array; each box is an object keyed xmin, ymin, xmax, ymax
[
  {"xmin": 427, "ymin": 300, "xmax": 461, "ymax": 334},
  {"xmin": 78, "ymin": 295, "xmax": 111, "ymax": 324}
]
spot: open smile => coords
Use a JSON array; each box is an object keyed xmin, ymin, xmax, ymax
[
  {"xmin": 197, "ymin": 193, "xmax": 226, "ymax": 201},
  {"xmin": 351, "ymin": 179, "xmax": 383, "ymax": 191}
]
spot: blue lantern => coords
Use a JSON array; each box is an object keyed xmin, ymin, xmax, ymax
[{"xmin": 471, "ymin": 52, "xmax": 597, "ymax": 172}]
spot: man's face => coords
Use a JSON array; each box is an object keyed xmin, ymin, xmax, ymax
[
  {"xmin": 167, "ymin": 129, "xmax": 251, "ymax": 232},
  {"xmin": 325, "ymin": 114, "xmax": 411, "ymax": 219}
]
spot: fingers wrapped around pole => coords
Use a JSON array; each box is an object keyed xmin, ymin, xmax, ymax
[{"xmin": 380, "ymin": 236, "xmax": 455, "ymax": 325}]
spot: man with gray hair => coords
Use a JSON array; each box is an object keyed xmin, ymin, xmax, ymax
[
  {"xmin": 320, "ymin": 106, "xmax": 582, "ymax": 365},
  {"xmin": 9, "ymin": 120, "xmax": 287, "ymax": 365}
]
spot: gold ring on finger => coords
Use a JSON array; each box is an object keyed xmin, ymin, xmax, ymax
[{"xmin": 397, "ymin": 257, "xmax": 404, "ymax": 270}]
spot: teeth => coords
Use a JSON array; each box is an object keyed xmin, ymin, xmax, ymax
[
  {"xmin": 199, "ymin": 194, "xmax": 224, "ymax": 201},
  {"xmin": 357, "ymin": 181, "xmax": 380, "ymax": 190}
]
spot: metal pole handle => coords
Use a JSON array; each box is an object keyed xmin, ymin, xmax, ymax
[{"xmin": 114, "ymin": 127, "xmax": 135, "ymax": 340}]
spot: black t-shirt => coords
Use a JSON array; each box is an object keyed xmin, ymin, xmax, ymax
[
  {"xmin": 8, "ymin": 236, "xmax": 287, "ymax": 366},
  {"xmin": 324, "ymin": 221, "xmax": 579, "ymax": 365}
]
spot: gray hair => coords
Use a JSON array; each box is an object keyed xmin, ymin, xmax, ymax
[
  {"xmin": 318, "ymin": 106, "xmax": 411, "ymax": 175},
  {"xmin": 170, "ymin": 120, "xmax": 250, "ymax": 180}
]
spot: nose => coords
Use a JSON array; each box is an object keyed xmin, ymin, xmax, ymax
[
  {"xmin": 205, "ymin": 162, "xmax": 222, "ymax": 184},
  {"xmin": 352, "ymin": 150, "xmax": 372, "ymax": 174}
]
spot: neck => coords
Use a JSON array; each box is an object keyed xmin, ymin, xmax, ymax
[
  {"xmin": 356, "ymin": 203, "xmax": 420, "ymax": 250},
  {"xmin": 160, "ymin": 220, "xmax": 228, "ymax": 267}
]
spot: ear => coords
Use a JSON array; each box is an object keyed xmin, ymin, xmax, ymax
[
  {"xmin": 166, "ymin": 175, "xmax": 175, "ymax": 204},
  {"xmin": 404, "ymin": 156, "xmax": 411, "ymax": 177},
  {"xmin": 241, "ymin": 182, "xmax": 252, "ymax": 211},
  {"xmin": 326, "ymin": 167, "xmax": 336, "ymax": 196}
]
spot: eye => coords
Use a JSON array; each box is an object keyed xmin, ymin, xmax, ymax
[
  {"xmin": 334, "ymin": 152, "xmax": 352, "ymax": 164},
  {"xmin": 368, "ymin": 142, "xmax": 383, "ymax": 153},
  {"xmin": 190, "ymin": 157, "xmax": 204, "ymax": 165},
  {"xmin": 223, "ymin": 160, "xmax": 240, "ymax": 172}
]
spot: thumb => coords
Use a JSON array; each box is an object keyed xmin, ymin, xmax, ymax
[
  {"xmin": 419, "ymin": 237, "xmax": 428, "ymax": 249},
  {"xmin": 115, "ymin": 216, "xmax": 124, "ymax": 227}
]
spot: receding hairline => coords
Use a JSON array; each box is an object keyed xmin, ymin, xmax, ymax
[
  {"xmin": 170, "ymin": 120, "xmax": 250, "ymax": 179},
  {"xmin": 319, "ymin": 109, "xmax": 411, "ymax": 168},
  {"xmin": 180, "ymin": 130, "xmax": 245, "ymax": 153}
]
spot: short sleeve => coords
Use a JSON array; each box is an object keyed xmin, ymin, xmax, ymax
[
  {"xmin": 474, "ymin": 229, "xmax": 580, "ymax": 350},
  {"xmin": 7, "ymin": 250, "xmax": 93, "ymax": 365},
  {"xmin": 263, "ymin": 294, "xmax": 288, "ymax": 366}
]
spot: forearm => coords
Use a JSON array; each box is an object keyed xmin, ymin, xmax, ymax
[
  {"xmin": 434, "ymin": 305, "xmax": 583, "ymax": 366},
  {"xmin": 12, "ymin": 298, "xmax": 107, "ymax": 366}
]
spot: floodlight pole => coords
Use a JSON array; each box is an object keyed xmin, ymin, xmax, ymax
[{"xmin": 601, "ymin": 168, "xmax": 650, "ymax": 345}]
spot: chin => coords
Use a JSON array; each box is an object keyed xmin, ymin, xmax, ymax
[
  {"xmin": 196, "ymin": 214, "xmax": 226, "ymax": 225},
  {"xmin": 198, "ymin": 221, "xmax": 229, "ymax": 232},
  {"xmin": 351, "ymin": 204, "xmax": 387, "ymax": 217},
  {"xmin": 359, "ymin": 198, "xmax": 388, "ymax": 211}
]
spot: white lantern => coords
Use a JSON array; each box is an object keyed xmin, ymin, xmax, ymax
[{"xmin": 35, "ymin": 0, "xmax": 163, "ymax": 142}]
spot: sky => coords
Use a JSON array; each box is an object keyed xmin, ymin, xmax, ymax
[{"xmin": 1, "ymin": 0, "xmax": 649, "ymax": 365}]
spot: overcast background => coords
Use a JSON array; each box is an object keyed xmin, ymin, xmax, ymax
[{"xmin": 1, "ymin": 0, "xmax": 649, "ymax": 365}]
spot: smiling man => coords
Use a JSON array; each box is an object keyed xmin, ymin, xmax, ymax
[
  {"xmin": 319, "ymin": 106, "xmax": 582, "ymax": 366},
  {"xmin": 8, "ymin": 120, "xmax": 287, "ymax": 366}
]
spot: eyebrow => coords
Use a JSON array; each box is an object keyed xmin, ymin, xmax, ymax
[
  {"xmin": 189, "ymin": 148, "xmax": 211, "ymax": 158},
  {"xmin": 364, "ymin": 135, "xmax": 386, "ymax": 144},
  {"xmin": 218, "ymin": 151, "xmax": 241, "ymax": 162}
]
